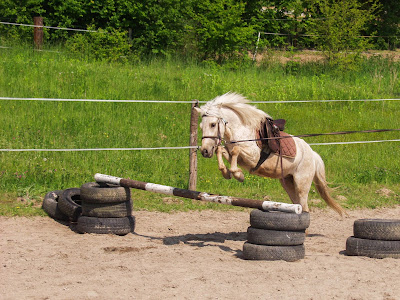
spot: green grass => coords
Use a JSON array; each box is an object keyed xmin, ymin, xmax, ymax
[{"xmin": 1, "ymin": 46, "xmax": 400, "ymax": 215}]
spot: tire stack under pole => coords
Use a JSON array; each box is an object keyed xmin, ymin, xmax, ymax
[
  {"xmin": 77, "ymin": 182, "xmax": 135, "ymax": 235},
  {"xmin": 243, "ymin": 209, "xmax": 310, "ymax": 261},
  {"xmin": 346, "ymin": 219, "xmax": 400, "ymax": 259}
]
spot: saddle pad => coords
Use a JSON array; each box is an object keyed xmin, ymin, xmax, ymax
[{"xmin": 276, "ymin": 132, "xmax": 296, "ymax": 158}]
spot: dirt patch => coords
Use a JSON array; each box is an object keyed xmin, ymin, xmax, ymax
[
  {"xmin": 254, "ymin": 49, "xmax": 400, "ymax": 64},
  {"xmin": 1, "ymin": 207, "xmax": 400, "ymax": 299}
]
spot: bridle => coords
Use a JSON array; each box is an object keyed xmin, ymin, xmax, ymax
[{"xmin": 201, "ymin": 115, "xmax": 228, "ymax": 147}]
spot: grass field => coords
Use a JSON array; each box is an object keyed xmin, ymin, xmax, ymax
[{"xmin": 1, "ymin": 46, "xmax": 399, "ymax": 215}]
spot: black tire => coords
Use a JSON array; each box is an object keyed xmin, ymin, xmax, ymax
[
  {"xmin": 58, "ymin": 188, "xmax": 82, "ymax": 222},
  {"xmin": 82, "ymin": 200, "xmax": 133, "ymax": 218},
  {"xmin": 247, "ymin": 227, "xmax": 305, "ymax": 246},
  {"xmin": 353, "ymin": 219, "xmax": 400, "ymax": 241},
  {"xmin": 243, "ymin": 242, "xmax": 305, "ymax": 261},
  {"xmin": 76, "ymin": 216, "xmax": 135, "ymax": 235},
  {"xmin": 42, "ymin": 190, "xmax": 69, "ymax": 221},
  {"xmin": 80, "ymin": 182, "xmax": 131, "ymax": 203},
  {"xmin": 250, "ymin": 209, "xmax": 310, "ymax": 231},
  {"xmin": 346, "ymin": 236, "xmax": 400, "ymax": 259}
]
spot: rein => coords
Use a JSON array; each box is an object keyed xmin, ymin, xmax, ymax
[{"xmin": 226, "ymin": 128, "xmax": 400, "ymax": 145}]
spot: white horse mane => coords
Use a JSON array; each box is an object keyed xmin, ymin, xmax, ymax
[{"xmin": 201, "ymin": 92, "xmax": 270, "ymax": 129}]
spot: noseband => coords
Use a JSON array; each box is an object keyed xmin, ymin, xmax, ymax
[{"xmin": 201, "ymin": 115, "xmax": 228, "ymax": 147}]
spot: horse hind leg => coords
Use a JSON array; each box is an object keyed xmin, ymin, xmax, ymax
[
  {"xmin": 281, "ymin": 175, "xmax": 311, "ymax": 235},
  {"xmin": 280, "ymin": 175, "xmax": 309, "ymax": 211},
  {"xmin": 291, "ymin": 173, "xmax": 314, "ymax": 213}
]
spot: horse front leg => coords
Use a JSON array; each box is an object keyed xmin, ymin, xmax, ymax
[
  {"xmin": 228, "ymin": 146, "xmax": 244, "ymax": 182},
  {"xmin": 216, "ymin": 146, "xmax": 232, "ymax": 180}
]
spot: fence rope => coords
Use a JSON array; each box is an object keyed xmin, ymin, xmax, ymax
[
  {"xmin": 259, "ymin": 31, "xmax": 400, "ymax": 38},
  {"xmin": 1, "ymin": 97, "xmax": 399, "ymax": 152},
  {"xmin": 1, "ymin": 96, "xmax": 400, "ymax": 104},
  {"xmin": 1, "ymin": 139, "xmax": 400, "ymax": 152},
  {"xmin": 0, "ymin": 146, "xmax": 198, "ymax": 152},
  {"xmin": 309, "ymin": 139, "xmax": 400, "ymax": 146},
  {"xmin": 0, "ymin": 21, "xmax": 97, "ymax": 33}
]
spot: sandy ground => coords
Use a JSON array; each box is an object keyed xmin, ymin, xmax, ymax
[{"xmin": 1, "ymin": 206, "xmax": 400, "ymax": 300}]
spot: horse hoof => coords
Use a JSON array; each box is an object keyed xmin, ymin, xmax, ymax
[
  {"xmin": 234, "ymin": 172, "xmax": 244, "ymax": 182},
  {"xmin": 223, "ymin": 174, "xmax": 233, "ymax": 180}
]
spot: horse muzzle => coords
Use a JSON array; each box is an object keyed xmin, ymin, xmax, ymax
[{"xmin": 201, "ymin": 146, "xmax": 215, "ymax": 158}]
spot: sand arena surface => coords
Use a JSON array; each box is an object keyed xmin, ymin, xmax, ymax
[{"xmin": 1, "ymin": 206, "xmax": 400, "ymax": 299}]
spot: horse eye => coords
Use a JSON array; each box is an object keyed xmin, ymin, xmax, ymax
[{"xmin": 211, "ymin": 123, "xmax": 216, "ymax": 128}]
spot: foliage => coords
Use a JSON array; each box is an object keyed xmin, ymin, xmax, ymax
[
  {"xmin": 0, "ymin": 0, "xmax": 399, "ymax": 61},
  {"xmin": 127, "ymin": 0, "xmax": 190, "ymax": 56},
  {"xmin": 187, "ymin": 0, "xmax": 255, "ymax": 62},
  {"xmin": 307, "ymin": 0, "xmax": 381, "ymax": 68},
  {"xmin": 65, "ymin": 26, "xmax": 131, "ymax": 62},
  {"xmin": 0, "ymin": 0, "xmax": 44, "ymax": 42},
  {"xmin": 367, "ymin": 0, "xmax": 400, "ymax": 50}
]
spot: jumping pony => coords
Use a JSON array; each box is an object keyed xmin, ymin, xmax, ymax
[{"xmin": 195, "ymin": 92, "xmax": 345, "ymax": 216}]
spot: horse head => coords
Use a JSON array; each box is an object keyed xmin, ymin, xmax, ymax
[{"xmin": 195, "ymin": 107, "xmax": 226, "ymax": 158}]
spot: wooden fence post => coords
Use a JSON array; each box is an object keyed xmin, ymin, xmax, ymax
[
  {"xmin": 33, "ymin": 17, "xmax": 44, "ymax": 49},
  {"xmin": 189, "ymin": 99, "xmax": 199, "ymax": 190}
]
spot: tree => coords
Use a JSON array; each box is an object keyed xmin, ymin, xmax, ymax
[
  {"xmin": 307, "ymin": 0, "xmax": 380, "ymax": 64},
  {"xmin": 0, "ymin": 0, "xmax": 45, "ymax": 42},
  {"xmin": 188, "ymin": 0, "xmax": 255, "ymax": 62},
  {"xmin": 367, "ymin": 0, "xmax": 400, "ymax": 49}
]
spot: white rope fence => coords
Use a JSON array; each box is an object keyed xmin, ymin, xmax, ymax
[
  {"xmin": 1, "ymin": 96, "xmax": 400, "ymax": 104},
  {"xmin": 2, "ymin": 140, "xmax": 400, "ymax": 152},
  {"xmin": 1, "ymin": 96, "xmax": 399, "ymax": 152},
  {"xmin": 0, "ymin": 21, "xmax": 97, "ymax": 33},
  {"xmin": 0, "ymin": 146, "xmax": 197, "ymax": 152},
  {"xmin": 0, "ymin": 97, "xmax": 193, "ymax": 103}
]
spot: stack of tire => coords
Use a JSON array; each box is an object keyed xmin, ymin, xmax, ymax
[
  {"xmin": 77, "ymin": 182, "xmax": 135, "ymax": 235},
  {"xmin": 346, "ymin": 219, "xmax": 400, "ymax": 259},
  {"xmin": 42, "ymin": 182, "xmax": 135, "ymax": 235},
  {"xmin": 243, "ymin": 209, "xmax": 310, "ymax": 262}
]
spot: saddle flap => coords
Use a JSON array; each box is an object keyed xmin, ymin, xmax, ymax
[{"xmin": 256, "ymin": 117, "xmax": 296, "ymax": 159}]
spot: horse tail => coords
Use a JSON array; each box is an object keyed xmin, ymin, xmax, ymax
[{"xmin": 313, "ymin": 153, "xmax": 345, "ymax": 217}]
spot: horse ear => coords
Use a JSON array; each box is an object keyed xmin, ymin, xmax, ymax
[{"xmin": 193, "ymin": 106, "xmax": 202, "ymax": 115}]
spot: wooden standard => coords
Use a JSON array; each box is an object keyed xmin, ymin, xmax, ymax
[
  {"xmin": 94, "ymin": 173, "xmax": 302, "ymax": 214},
  {"xmin": 188, "ymin": 99, "xmax": 199, "ymax": 190}
]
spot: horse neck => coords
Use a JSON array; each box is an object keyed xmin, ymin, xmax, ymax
[{"xmin": 220, "ymin": 109, "xmax": 255, "ymax": 143}]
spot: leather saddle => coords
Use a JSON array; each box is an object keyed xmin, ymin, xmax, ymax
[{"xmin": 252, "ymin": 118, "xmax": 296, "ymax": 172}]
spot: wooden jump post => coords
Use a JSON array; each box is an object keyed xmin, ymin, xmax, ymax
[
  {"xmin": 188, "ymin": 99, "xmax": 199, "ymax": 190},
  {"xmin": 94, "ymin": 173, "xmax": 302, "ymax": 214}
]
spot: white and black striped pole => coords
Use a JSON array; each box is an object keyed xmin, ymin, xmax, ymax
[{"xmin": 94, "ymin": 173, "xmax": 302, "ymax": 214}]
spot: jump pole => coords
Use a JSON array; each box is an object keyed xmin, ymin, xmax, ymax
[{"xmin": 94, "ymin": 173, "xmax": 302, "ymax": 214}]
